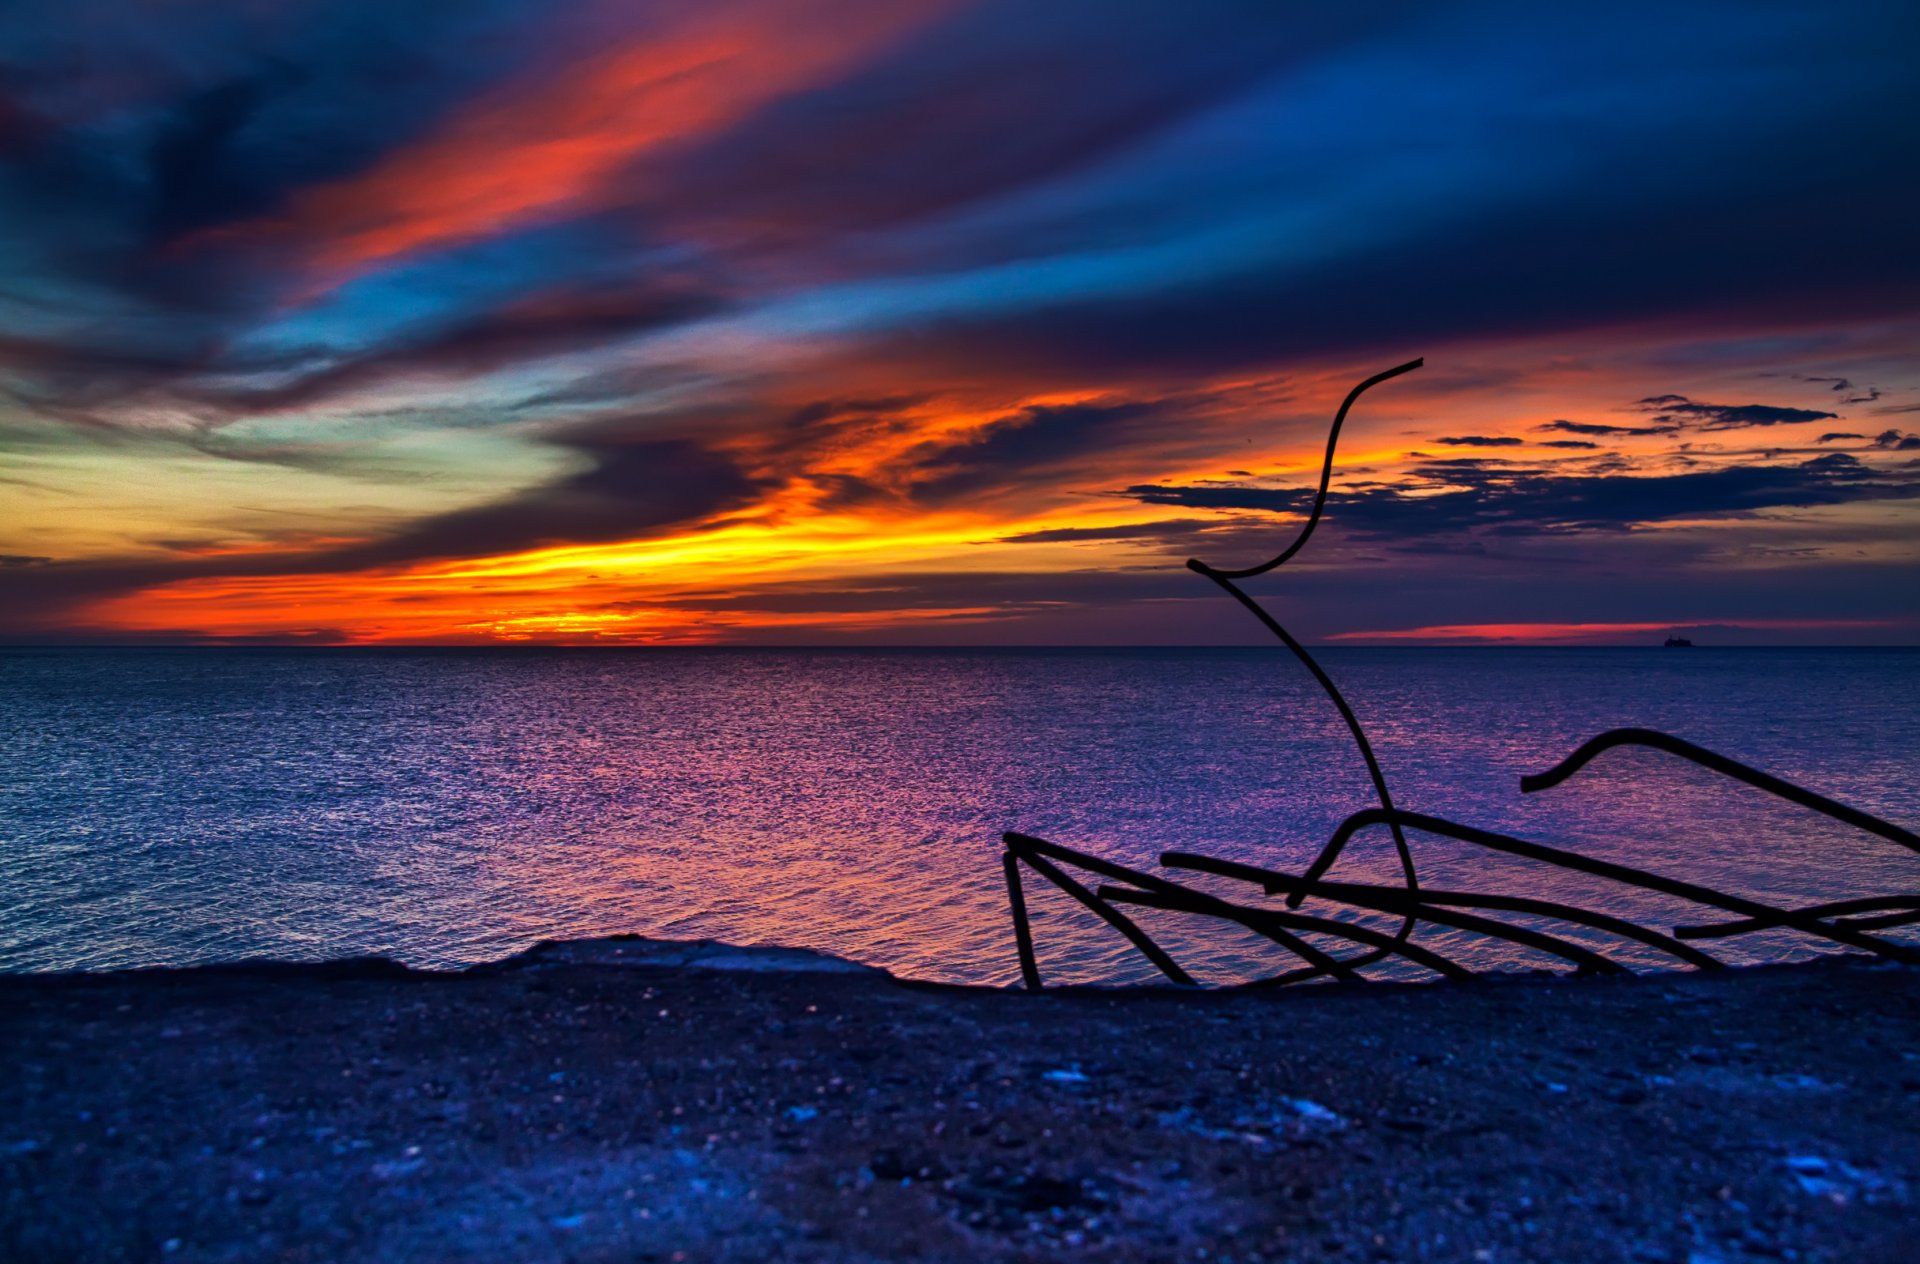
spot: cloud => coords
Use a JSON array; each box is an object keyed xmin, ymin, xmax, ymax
[
  {"xmin": 0, "ymin": 267, "xmax": 729, "ymax": 429},
  {"xmin": 909, "ymin": 399, "xmax": 1165, "ymax": 503},
  {"xmin": 3, "ymin": 1, "xmax": 1919, "ymax": 644},
  {"xmin": 646, "ymin": 2, "xmax": 1395, "ymax": 250},
  {"xmin": 1326, "ymin": 618, "xmax": 1896, "ymax": 644},
  {"xmin": 1635, "ymin": 394, "xmax": 1837, "ymax": 431},
  {"xmin": 1800, "ymin": 376, "xmax": 1883, "ymax": 405},
  {"xmin": 186, "ymin": 280, "xmax": 729, "ymax": 419},
  {"xmin": 321, "ymin": 436, "xmax": 763, "ymax": 569},
  {"xmin": 1818, "ymin": 432, "xmax": 1866, "ymax": 443},
  {"xmin": 1535, "ymin": 419, "xmax": 1680, "ymax": 437},
  {"xmin": 779, "ymin": 394, "xmax": 935, "ymax": 430},
  {"xmin": 188, "ymin": 0, "xmax": 953, "ymax": 281},
  {"xmin": 1121, "ymin": 452, "xmax": 1919, "ymax": 539},
  {"xmin": 1118, "ymin": 484, "xmax": 1309, "ymax": 514},
  {"xmin": 0, "ymin": 0, "xmax": 598, "ymax": 302},
  {"xmin": 144, "ymin": 66, "xmax": 310, "ymax": 240},
  {"xmin": 639, "ymin": 565, "xmax": 1198, "ymax": 616},
  {"xmin": 856, "ymin": 104, "xmax": 1920, "ymax": 386},
  {"xmin": 0, "ymin": 433, "xmax": 765, "ymax": 633},
  {"xmin": 995, "ymin": 518, "xmax": 1225, "ymax": 544}
]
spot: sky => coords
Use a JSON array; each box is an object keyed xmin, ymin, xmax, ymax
[{"xmin": 1, "ymin": 0, "xmax": 1917, "ymax": 646}]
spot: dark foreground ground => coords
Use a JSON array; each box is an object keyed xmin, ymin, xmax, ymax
[{"xmin": 3, "ymin": 940, "xmax": 1917, "ymax": 1263}]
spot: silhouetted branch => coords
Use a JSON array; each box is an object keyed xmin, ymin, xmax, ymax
[
  {"xmin": 1157, "ymin": 852, "xmax": 1626, "ymax": 974},
  {"xmin": 1189, "ymin": 358, "xmax": 1424, "ymax": 579},
  {"xmin": 1008, "ymin": 844, "xmax": 1195, "ymax": 987},
  {"xmin": 1674, "ymin": 894, "xmax": 1920, "ymax": 939},
  {"xmin": 1006, "ymin": 831, "xmax": 1375, "ymax": 986},
  {"xmin": 1185, "ymin": 358, "xmax": 1429, "ymax": 959},
  {"xmin": 1002, "ymin": 851, "xmax": 1041, "ymax": 989},
  {"xmin": 1097, "ymin": 884, "xmax": 1475, "ymax": 982},
  {"xmin": 1522, "ymin": 727, "xmax": 1920, "ymax": 854},
  {"xmin": 995, "ymin": 358, "xmax": 1918, "ymax": 991},
  {"xmin": 1094, "ymin": 884, "xmax": 1366, "ymax": 982},
  {"xmin": 1312, "ymin": 808, "xmax": 1920, "ymax": 964},
  {"xmin": 1161, "ymin": 853, "xmax": 1723, "ymax": 970}
]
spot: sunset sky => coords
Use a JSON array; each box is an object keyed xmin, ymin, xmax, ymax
[{"xmin": 2, "ymin": 0, "xmax": 1916, "ymax": 645}]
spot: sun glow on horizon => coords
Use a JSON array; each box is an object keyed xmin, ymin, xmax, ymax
[{"xmin": 2, "ymin": 2, "xmax": 1915, "ymax": 646}]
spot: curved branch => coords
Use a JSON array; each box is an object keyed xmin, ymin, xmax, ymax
[
  {"xmin": 1158, "ymin": 853, "xmax": 1625, "ymax": 974},
  {"xmin": 1002, "ymin": 851, "xmax": 1042, "ymax": 989},
  {"xmin": 1095, "ymin": 884, "xmax": 1367, "ymax": 983},
  {"xmin": 1193, "ymin": 569, "xmax": 1421, "ymax": 936},
  {"xmin": 1098, "ymin": 884, "xmax": 1474, "ymax": 982},
  {"xmin": 1521, "ymin": 727, "xmax": 1920, "ymax": 854},
  {"xmin": 1005, "ymin": 832, "xmax": 1349, "ymax": 985},
  {"xmin": 1190, "ymin": 357, "xmax": 1424, "ymax": 579},
  {"xmin": 1675, "ymin": 894, "xmax": 1920, "ymax": 940},
  {"xmin": 1835, "ymin": 909, "xmax": 1920, "ymax": 932},
  {"xmin": 1316, "ymin": 808, "xmax": 1920, "ymax": 964},
  {"xmin": 1163, "ymin": 851, "xmax": 1723, "ymax": 970},
  {"xmin": 1183, "ymin": 357, "xmax": 1427, "ymax": 947},
  {"xmin": 1010, "ymin": 849, "xmax": 1195, "ymax": 986}
]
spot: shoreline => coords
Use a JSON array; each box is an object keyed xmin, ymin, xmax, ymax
[{"xmin": 4, "ymin": 940, "xmax": 1916, "ymax": 1261}]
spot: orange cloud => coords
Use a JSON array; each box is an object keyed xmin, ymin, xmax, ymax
[{"xmin": 36, "ymin": 345, "xmax": 1911, "ymax": 646}]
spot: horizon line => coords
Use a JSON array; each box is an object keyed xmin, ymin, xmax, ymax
[{"xmin": 4, "ymin": 641, "xmax": 1918, "ymax": 651}]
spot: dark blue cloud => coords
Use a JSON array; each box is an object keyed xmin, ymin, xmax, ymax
[
  {"xmin": 0, "ymin": 0, "xmax": 639, "ymax": 410},
  {"xmin": 912, "ymin": 400, "xmax": 1167, "ymax": 502},
  {"xmin": 996, "ymin": 519, "xmax": 1224, "ymax": 544},
  {"xmin": 1636, "ymin": 394, "xmax": 1837, "ymax": 431},
  {"xmin": 0, "ymin": 0, "xmax": 588, "ymax": 241},
  {"xmin": 5, "ymin": 0, "xmax": 1916, "ymax": 416},
  {"xmin": 653, "ymin": 1, "xmax": 1407, "ymax": 248},
  {"xmin": 1121, "ymin": 452, "xmax": 1919, "ymax": 538},
  {"xmin": 1537, "ymin": 420, "xmax": 1681, "ymax": 438},
  {"xmin": 143, "ymin": 66, "xmax": 308, "ymax": 239},
  {"xmin": 323, "ymin": 437, "xmax": 764, "ymax": 569},
  {"xmin": 184, "ymin": 279, "xmax": 731, "ymax": 420},
  {"xmin": 847, "ymin": 2, "xmax": 1920, "ymax": 378}
]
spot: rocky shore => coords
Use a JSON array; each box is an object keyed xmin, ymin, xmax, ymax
[{"xmin": 3, "ymin": 939, "xmax": 1916, "ymax": 1262}]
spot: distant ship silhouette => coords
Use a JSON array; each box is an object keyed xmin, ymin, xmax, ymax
[{"xmin": 1664, "ymin": 635, "xmax": 1694, "ymax": 648}]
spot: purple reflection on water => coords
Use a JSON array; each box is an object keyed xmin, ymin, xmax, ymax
[{"xmin": 2, "ymin": 647, "xmax": 1915, "ymax": 984}]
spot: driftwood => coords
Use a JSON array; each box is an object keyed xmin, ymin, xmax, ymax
[{"xmin": 1001, "ymin": 359, "xmax": 1919, "ymax": 988}]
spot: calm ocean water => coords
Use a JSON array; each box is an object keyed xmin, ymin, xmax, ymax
[{"xmin": 2, "ymin": 647, "xmax": 1915, "ymax": 985}]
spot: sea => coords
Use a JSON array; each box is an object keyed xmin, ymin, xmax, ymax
[{"xmin": 2, "ymin": 647, "xmax": 1915, "ymax": 986}]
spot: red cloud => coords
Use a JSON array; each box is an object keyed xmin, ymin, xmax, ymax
[{"xmin": 192, "ymin": 0, "xmax": 953, "ymax": 286}]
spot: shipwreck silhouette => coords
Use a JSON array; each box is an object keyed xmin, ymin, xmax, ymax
[{"xmin": 1000, "ymin": 358, "xmax": 1920, "ymax": 988}]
